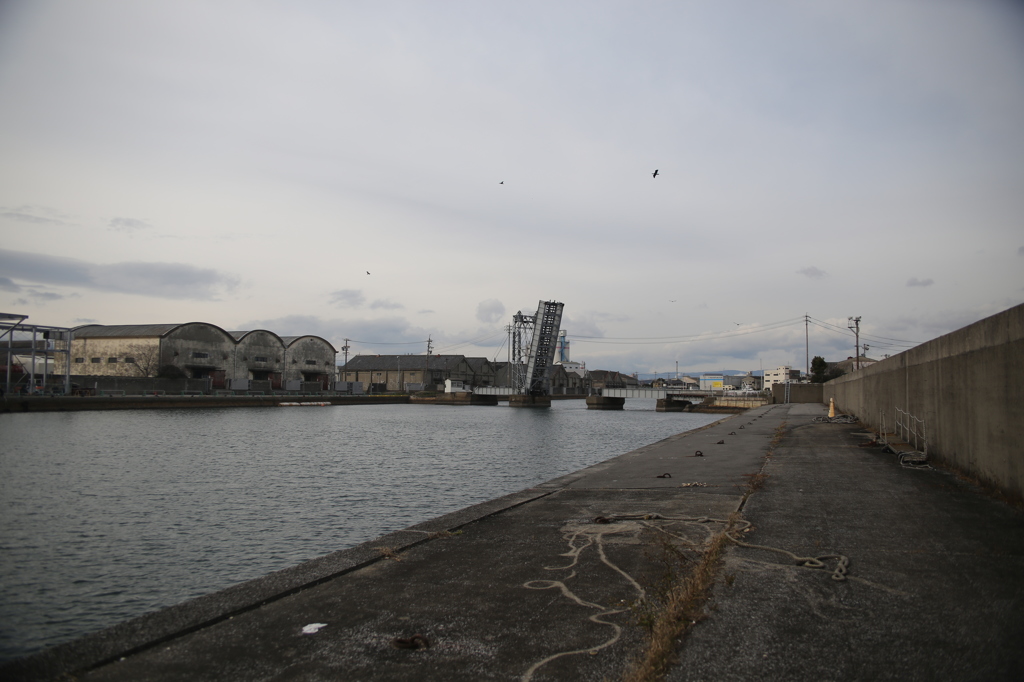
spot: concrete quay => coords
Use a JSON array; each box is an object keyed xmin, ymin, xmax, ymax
[{"xmin": 5, "ymin": 403, "xmax": 1023, "ymax": 681}]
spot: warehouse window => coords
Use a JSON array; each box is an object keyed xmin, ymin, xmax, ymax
[
  {"xmin": 305, "ymin": 360, "xmax": 317, "ymax": 366},
  {"xmin": 192, "ymin": 352, "xmax": 209, "ymax": 359},
  {"xmin": 125, "ymin": 357, "xmax": 136, "ymax": 364},
  {"xmin": 107, "ymin": 357, "xmax": 118, "ymax": 363},
  {"xmin": 74, "ymin": 357, "xmax": 84, "ymax": 363},
  {"xmin": 254, "ymin": 356, "xmax": 268, "ymax": 363},
  {"xmin": 91, "ymin": 358, "xmax": 101, "ymax": 363}
]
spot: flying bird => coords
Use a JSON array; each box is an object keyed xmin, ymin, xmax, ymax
[
  {"xmin": 652, "ymin": 169, "xmax": 659, "ymax": 178},
  {"xmin": 366, "ymin": 271, "xmax": 371, "ymax": 275},
  {"xmin": 499, "ymin": 181, "xmax": 503, "ymax": 184}
]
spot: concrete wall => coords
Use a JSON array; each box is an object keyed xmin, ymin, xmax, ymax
[
  {"xmin": 771, "ymin": 383, "xmax": 823, "ymax": 404},
  {"xmin": 824, "ymin": 302, "xmax": 1024, "ymax": 500},
  {"xmin": 63, "ymin": 338, "xmax": 162, "ymax": 377}
]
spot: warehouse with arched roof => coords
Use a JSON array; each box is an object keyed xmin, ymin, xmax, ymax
[{"xmin": 61, "ymin": 323, "xmax": 336, "ymax": 390}]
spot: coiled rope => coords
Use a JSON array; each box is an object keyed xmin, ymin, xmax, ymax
[{"xmin": 596, "ymin": 513, "xmax": 849, "ymax": 582}]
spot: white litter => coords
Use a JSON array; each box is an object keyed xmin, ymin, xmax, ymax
[{"xmin": 302, "ymin": 623, "xmax": 328, "ymax": 634}]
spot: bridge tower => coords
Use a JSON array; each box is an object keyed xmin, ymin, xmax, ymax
[{"xmin": 508, "ymin": 309, "xmax": 535, "ymax": 396}]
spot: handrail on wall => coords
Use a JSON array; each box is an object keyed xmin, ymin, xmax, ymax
[{"xmin": 895, "ymin": 407, "xmax": 927, "ymax": 455}]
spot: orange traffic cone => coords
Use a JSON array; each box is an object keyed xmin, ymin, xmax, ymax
[{"xmin": 828, "ymin": 397, "xmax": 836, "ymax": 418}]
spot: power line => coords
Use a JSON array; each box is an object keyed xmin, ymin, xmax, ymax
[
  {"xmin": 807, "ymin": 316, "xmax": 922, "ymax": 345},
  {"xmin": 806, "ymin": 318, "xmax": 920, "ymax": 349},
  {"xmin": 572, "ymin": 317, "xmax": 806, "ymax": 346}
]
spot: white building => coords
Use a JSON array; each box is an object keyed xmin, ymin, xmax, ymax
[{"xmin": 763, "ymin": 366, "xmax": 801, "ymax": 390}]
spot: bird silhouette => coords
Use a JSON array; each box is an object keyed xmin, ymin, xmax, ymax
[
  {"xmin": 499, "ymin": 181, "xmax": 503, "ymax": 184},
  {"xmin": 366, "ymin": 271, "xmax": 371, "ymax": 275},
  {"xmin": 652, "ymin": 169, "xmax": 659, "ymax": 178}
]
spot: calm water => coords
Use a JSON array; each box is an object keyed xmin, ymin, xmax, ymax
[{"xmin": 0, "ymin": 399, "xmax": 719, "ymax": 661}]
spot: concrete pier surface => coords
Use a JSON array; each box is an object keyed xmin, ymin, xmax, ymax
[{"xmin": 6, "ymin": 404, "xmax": 1023, "ymax": 681}]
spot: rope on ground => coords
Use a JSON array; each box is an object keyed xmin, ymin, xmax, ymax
[
  {"xmin": 598, "ymin": 513, "xmax": 850, "ymax": 582},
  {"xmin": 519, "ymin": 523, "xmax": 641, "ymax": 682},
  {"xmin": 813, "ymin": 414, "xmax": 858, "ymax": 424},
  {"xmin": 896, "ymin": 450, "xmax": 932, "ymax": 469},
  {"xmin": 521, "ymin": 510, "xmax": 850, "ymax": 680},
  {"xmin": 722, "ymin": 519, "xmax": 849, "ymax": 581}
]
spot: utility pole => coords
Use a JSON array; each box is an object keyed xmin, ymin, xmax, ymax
[
  {"xmin": 341, "ymin": 338, "xmax": 351, "ymax": 392},
  {"xmin": 426, "ymin": 336, "xmax": 433, "ymax": 356},
  {"xmin": 805, "ymin": 313, "xmax": 809, "ymax": 379},
  {"xmin": 847, "ymin": 316, "xmax": 861, "ymax": 370}
]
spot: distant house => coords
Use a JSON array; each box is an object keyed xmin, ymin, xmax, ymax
[
  {"xmin": 463, "ymin": 357, "xmax": 497, "ymax": 387},
  {"xmin": 588, "ymin": 370, "xmax": 639, "ymax": 391},
  {"xmin": 830, "ymin": 356, "xmax": 878, "ymax": 374},
  {"xmin": 548, "ymin": 364, "xmax": 588, "ymax": 395}
]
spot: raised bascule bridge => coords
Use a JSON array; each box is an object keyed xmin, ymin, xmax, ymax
[
  {"xmin": 474, "ymin": 300, "xmax": 769, "ymax": 411},
  {"xmin": 475, "ymin": 299, "xmax": 563, "ymax": 408}
]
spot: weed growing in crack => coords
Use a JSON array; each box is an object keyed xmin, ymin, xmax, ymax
[{"xmin": 376, "ymin": 546, "xmax": 401, "ymax": 561}]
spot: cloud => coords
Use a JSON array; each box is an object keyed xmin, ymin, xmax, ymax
[
  {"xmin": 109, "ymin": 217, "xmax": 152, "ymax": 232},
  {"xmin": 328, "ymin": 289, "xmax": 365, "ymax": 308},
  {"xmin": 798, "ymin": 266, "xmax": 828, "ymax": 279},
  {"xmin": 236, "ymin": 314, "xmax": 432, "ymax": 353},
  {"xmin": 0, "ymin": 276, "xmax": 20, "ymax": 292},
  {"xmin": 19, "ymin": 291, "xmax": 70, "ymax": 304},
  {"xmin": 370, "ymin": 299, "xmax": 404, "ymax": 310},
  {"xmin": 475, "ymin": 299, "xmax": 506, "ymax": 323},
  {"xmin": 0, "ymin": 210, "xmax": 65, "ymax": 226},
  {"xmin": 0, "ymin": 248, "xmax": 238, "ymax": 300},
  {"xmin": 906, "ymin": 277, "xmax": 934, "ymax": 287},
  {"xmin": 561, "ymin": 312, "xmax": 607, "ymax": 339},
  {"xmin": 418, "ymin": 309, "xmax": 436, "ymax": 314}
]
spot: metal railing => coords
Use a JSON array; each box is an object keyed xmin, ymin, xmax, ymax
[{"xmin": 895, "ymin": 407, "xmax": 927, "ymax": 455}]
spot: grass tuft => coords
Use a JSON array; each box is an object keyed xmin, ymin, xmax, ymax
[{"xmin": 621, "ymin": 419, "xmax": 786, "ymax": 682}]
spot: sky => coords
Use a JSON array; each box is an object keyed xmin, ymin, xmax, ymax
[{"xmin": 1, "ymin": 0, "xmax": 1022, "ymax": 376}]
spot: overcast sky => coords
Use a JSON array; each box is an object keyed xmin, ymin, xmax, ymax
[{"xmin": 1, "ymin": 0, "xmax": 1022, "ymax": 375}]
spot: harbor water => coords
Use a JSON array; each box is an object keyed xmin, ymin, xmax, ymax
[{"xmin": 0, "ymin": 399, "xmax": 720, "ymax": 662}]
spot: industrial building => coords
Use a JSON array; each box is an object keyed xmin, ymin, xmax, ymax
[{"xmin": 57, "ymin": 322, "xmax": 336, "ymax": 390}]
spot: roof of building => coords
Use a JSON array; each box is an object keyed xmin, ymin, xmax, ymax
[
  {"xmin": 341, "ymin": 354, "xmax": 469, "ymax": 371},
  {"xmin": 72, "ymin": 324, "xmax": 186, "ymax": 338},
  {"xmin": 831, "ymin": 356, "xmax": 878, "ymax": 372},
  {"xmin": 229, "ymin": 330, "xmax": 283, "ymax": 342},
  {"xmin": 464, "ymin": 357, "xmax": 495, "ymax": 373},
  {"xmin": 72, "ymin": 324, "xmax": 336, "ymax": 352},
  {"xmin": 279, "ymin": 335, "xmax": 338, "ymax": 352}
]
